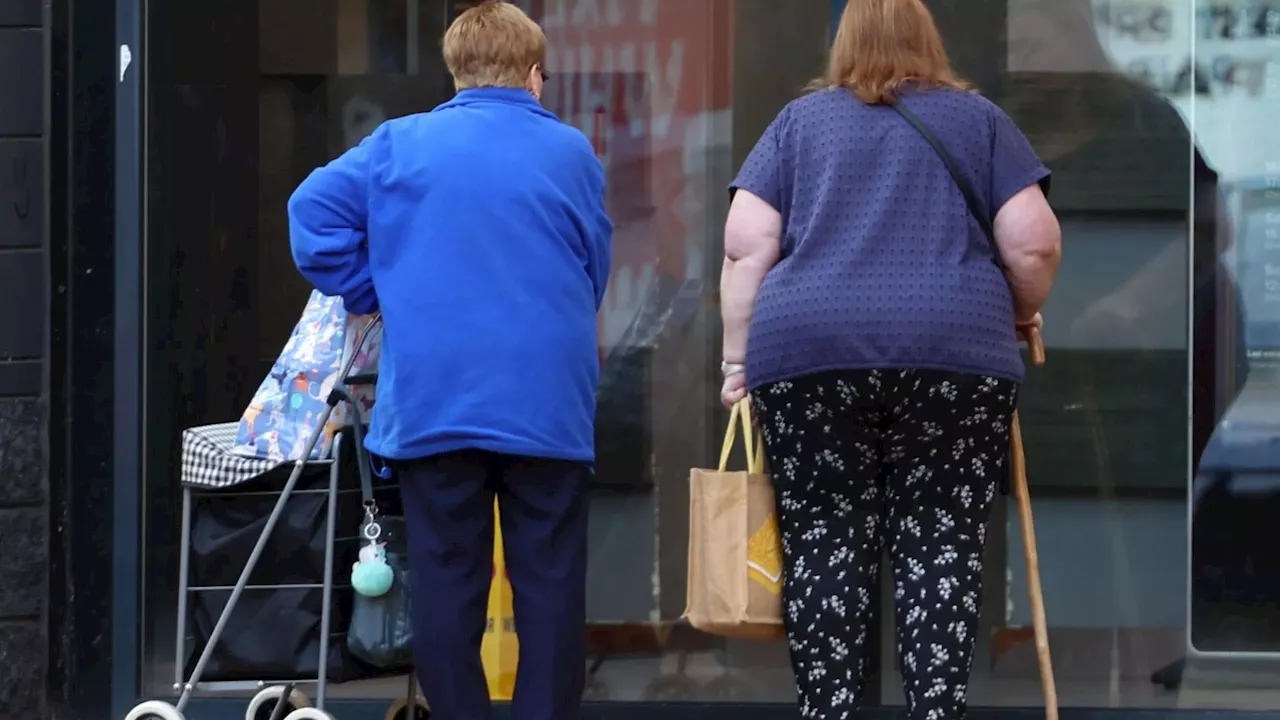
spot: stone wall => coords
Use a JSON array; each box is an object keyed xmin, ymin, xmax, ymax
[{"xmin": 0, "ymin": 0, "xmax": 48, "ymax": 717}]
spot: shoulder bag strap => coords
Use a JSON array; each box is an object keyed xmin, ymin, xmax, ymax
[{"xmin": 889, "ymin": 100, "xmax": 1003, "ymax": 270}]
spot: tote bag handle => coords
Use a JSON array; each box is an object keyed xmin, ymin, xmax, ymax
[{"xmin": 719, "ymin": 399, "xmax": 766, "ymax": 474}]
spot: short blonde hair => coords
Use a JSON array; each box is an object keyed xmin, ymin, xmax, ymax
[{"xmin": 442, "ymin": 2, "xmax": 547, "ymax": 90}]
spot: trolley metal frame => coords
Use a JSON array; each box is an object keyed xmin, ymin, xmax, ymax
[
  {"xmin": 172, "ymin": 430, "xmax": 345, "ymax": 712},
  {"xmin": 125, "ymin": 317, "xmax": 429, "ymax": 720}
]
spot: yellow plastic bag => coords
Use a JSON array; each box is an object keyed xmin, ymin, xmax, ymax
[
  {"xmin": 684, "ymin": 399, "xmax": 786, "ymax": 640},
  {"xmin": 482, "ymin": 500, "xmax": 519, "ymax": 699}
]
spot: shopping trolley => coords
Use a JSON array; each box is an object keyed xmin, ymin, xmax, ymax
[{"xmin": 126, "ymin": 316, "xmax": 430, "ymax": 720}]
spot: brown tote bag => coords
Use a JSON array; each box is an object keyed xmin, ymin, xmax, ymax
[{"xmin": 684, "ymin": 399, "xmax": 786, "ymax": 640}]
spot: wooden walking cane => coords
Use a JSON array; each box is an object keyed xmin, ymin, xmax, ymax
[{"xmin": 1014, "ymin": 325, "xmax": 1057, "ymax": 720}]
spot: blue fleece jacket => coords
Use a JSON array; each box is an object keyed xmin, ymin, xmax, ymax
[{"xmin": 288, "ymin": 88, "xmax": 613, "ymax": 463}]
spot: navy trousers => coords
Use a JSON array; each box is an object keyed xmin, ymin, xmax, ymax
[{"xmin": 397, "ymin": 450, "xmax": 590, "ymax": 720}]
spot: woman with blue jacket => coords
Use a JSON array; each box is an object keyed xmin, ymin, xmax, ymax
[{"xmin": 287, "ymin": 4, "xmax": 613, "ymax": 718}]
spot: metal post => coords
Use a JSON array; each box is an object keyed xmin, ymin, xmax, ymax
[
  {"xmin": 174, "ymin": 486, "xmax": 193, "ymax": 690},
  {"xmin": 316, "ymin": 434, "xmax": 342, "ymax": 709}
]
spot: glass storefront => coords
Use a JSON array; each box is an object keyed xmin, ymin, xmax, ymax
[{"xmin": 121, "ymin": 0, "xmax": 1280, "ymax": 715}]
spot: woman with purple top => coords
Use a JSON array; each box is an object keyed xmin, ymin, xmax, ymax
[{"xmin": 717, "ymin": 0, "xmax": 1061, "ymax": 718}]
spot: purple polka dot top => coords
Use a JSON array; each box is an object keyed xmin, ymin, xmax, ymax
[{"xmin": 731, "ymin": 87, "xmax": 1050, "ymax": 388}]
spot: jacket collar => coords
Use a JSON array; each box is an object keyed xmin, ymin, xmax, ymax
[{"xmin": 436, "ymin": 87, "xmax": 559, "ymax": 121}]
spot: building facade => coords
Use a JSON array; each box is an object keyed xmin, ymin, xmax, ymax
[
  {"xmin": 0, "ymin": 0, "xmax": 48, "ymax": 715},
  {"xmin": 5, "ymin": 0, "xmax": 1280, "ymax": 718}
]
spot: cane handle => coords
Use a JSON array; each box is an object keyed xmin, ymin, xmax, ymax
[{"xmin": 1020, "ymin": 325, "xmax": 1046, "ymax": 366}]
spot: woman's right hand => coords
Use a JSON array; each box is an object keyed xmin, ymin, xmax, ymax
[{"xmin": 1016, "ymin": 312, "xmax": 1046, "ymax": 364}]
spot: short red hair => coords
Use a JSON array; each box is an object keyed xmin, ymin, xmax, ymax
[{"xmin": 812, "ymin": 0, "xmax": 972, "ymax": 104}]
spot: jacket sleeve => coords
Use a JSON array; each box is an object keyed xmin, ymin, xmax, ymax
[
  {"xmin": 582, "ymin": 154, "xmax": 614, "ymax": 310},
  {"xmin": 288, "ymin": 128, "xmax": 382, "ymax": 315}
]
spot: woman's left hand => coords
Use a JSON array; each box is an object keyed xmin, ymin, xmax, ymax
[{"xmin": 720, "ymin": 372, "xmax": 748, "ymax": 409}]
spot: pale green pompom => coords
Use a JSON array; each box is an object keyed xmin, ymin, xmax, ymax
[{"xmin": 352, "ymin": 559, "xmax": 394, "ymax": 597}]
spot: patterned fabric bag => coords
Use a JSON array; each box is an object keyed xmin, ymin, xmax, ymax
[
  {"xmin": 684, "ymin": 399, "xmax": 786, "ymax": 640},
  {"xmin": 232, "ymin": 290, "xmax": 380, "ymax": 462}
]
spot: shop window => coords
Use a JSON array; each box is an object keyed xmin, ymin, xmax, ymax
[
  {"xmin": 138, "ymin": 0, "xmax": 825, "ymax": 706},
  {"xmin": 896, "ymin": 0, "xmax": 1280, "ymax": 711},
  {"xmin": 135, "ymin": 0, "xmax": 1280, "ymax": 712}
]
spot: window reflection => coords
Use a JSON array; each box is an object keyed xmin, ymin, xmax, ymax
[
  {"xmin": 142, "ymin": 0, "xmax": 809, "ymax": 705},
  {"xmin": 138, "ymin": 0, "xmax": 1280, "ymax": 711},
  {"xmin": 937, "ymin": 0, "xmax": 1280, "ymax": 710},
  {"xmin": 880, "ymin": 2, "xmax": 1186, "ymax": 707},
  {"xmin": 1188, "ymin": 0, "xmax": 1280, "ymax": 673}
]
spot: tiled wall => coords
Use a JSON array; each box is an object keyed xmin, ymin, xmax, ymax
[{"xmin": 0, "ymin": 0, "xmax": 47, "ymax": 716}]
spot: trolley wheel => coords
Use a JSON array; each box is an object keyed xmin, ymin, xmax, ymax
[
  {"xmin": 245, "ymin": 686, "xmax": 310, "ymax": 720},
  {"xmin": 642, "ymin": 674, "xmax": 701, "ymax": 701},
  {"xmin": 282, "ymin": 710, "xmax": 333, "ymax": 720},
  {"xmin": 124, "ymin": 700, "xmax": 185, "ymax": 720},
  {"xmin": 384, "ymin": 695, "xmax": 431, "ymax": 720}
]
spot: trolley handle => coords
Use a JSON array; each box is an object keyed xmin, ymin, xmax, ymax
[
  {"xmin": 339, "ymin": 313, "xmax": 383, "ymax": 382},
  {"xmin": 327, "ymin": 386, "xmax": 377, "ymax": 510},
  {"xmin": 329, "ymin": 314, "xmax": 384, "ymax": 509},
  {"xmin": 322, "ymin": 315, "xmax": 381, "ymax": 509}
]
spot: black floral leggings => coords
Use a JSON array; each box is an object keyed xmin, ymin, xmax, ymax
[{"xmin": 752, "ymin": 368, "xmax": 1018, "ymax": 720}]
